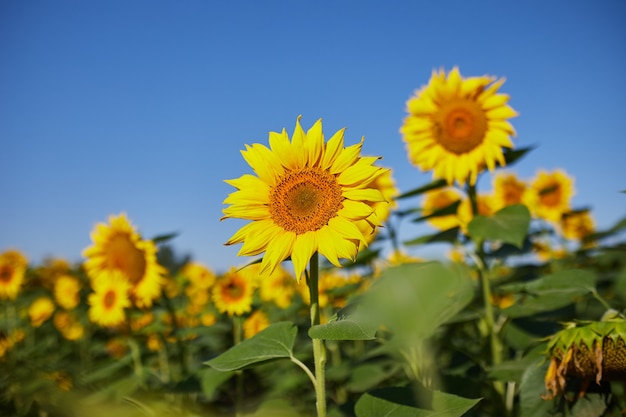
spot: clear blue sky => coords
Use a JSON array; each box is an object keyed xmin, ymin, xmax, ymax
[{"xmin": 2, "ymin": 1, "xmax": 625, "ymax": 273}]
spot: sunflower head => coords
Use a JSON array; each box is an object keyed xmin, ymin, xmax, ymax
[
  {"xmin": 54, "ymin": 274, "xmax": 82, "ymax": 310},
  {"xmin": 243, "ymin": 309, "xmax": 271, "ymax": 339},
  {"xmin": 543, "ymin": 320, "xmax": 626, "ymax": 400},
  {"xmin": 528, "ymin": 169, "xmax": 575, "ymax": 224},
  {"xmin": 492, "ymin": 171, "xmax": 530, "ymax": 211},
  {"xmin": 181, "ymin": 262, "xmax": 216, "ymax": 290},
  {"xmin": 0, "ymin": 249, "xmax": 28, "ymax": 300},
  {"xmin": 422, "ymin": 187, "xmax": 463, "ymax": 231},
  {"xmin": 28, "ymin": 296, "xmax": 56, "ymax": 327},
  {"xmin": 457, "ymin": 193, "xmax": 496, "ymax": 233},
  {"xmin": 223, "ymin": 117, "xmax": 388, "ymax": 281},
  {"xmin": 258, "ymin": 264, "xmax": 296, "ymax": 309},
  {"xmin": 401, "ymin": 67, "xmax": 517, "ymax": 185},
  {"xmin": 53, "ymin": 310, "xmax": 84, "ymax": 340},
  {"xmin": 561, "ymin": 210, "xmax": 595, "ymax": 243},
  {"xmin": 83, "ymin": 213, "xmax": 165, "ymax": 308},
  {"xmin": 212, "ymin": 267, "xmax": 256, "ymax": 317},
  {"xmin": 87, "ymin": 269, "xmax": 132, "ymax": 328}
]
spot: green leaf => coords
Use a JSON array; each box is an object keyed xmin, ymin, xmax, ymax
[
  {"xmin": 204, "ymin": 321, "xmax": 297, "ymax": 372},
  {"xmin": 499, "ymin": 269, "xmax": 595, "ymax": 318},
  {"xmin": 468, "ymin": 204, "xmax": 530, "ymax": 248},
  {"xmin": 151, "ymin": 232, "xmax": 179, "ymax": 244},
  {"xmin": 396, "ymin": 179, "xmax": 448, "ymax": 200},
  {"xmin": 354, "ymin": 386, "xmax": 481, "ymax": 417},
  {"xmin": 199, "ymin": 367, "xmax": 234, "ymax": 400},
  {"xmin": 519, "ymin": 360, "xmax": 554, "ymax": 417},
  {"xmin": 403, "ymin": 227, "xmax": 460, "ymax": 246},
  {"xmin": 308, "ymin": 313, "xmax": 378, "ymax": 340},
  {"xmin": 501, "ymin": 146, "xmax": 535, "ymax": 167}
]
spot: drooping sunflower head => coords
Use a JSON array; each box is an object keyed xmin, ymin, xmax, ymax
[
  {"xmin": 223, "ymin": 117, "xmax": 388, "ymax": 281},
  {"xmin": 83, "ymin": 213, "xmax": 165, "ymax": 308},
  {"xmin": 422, "ymin": 187, "xmax": 463, "ymax": 231},
  {"xmin": 87, "ymin": 269, "xmax": 132, "ymax": 328},
  {"xmin": 401, "ymin": 67, "xmax": 518, "ymax": 185},
  {"xmin": 528, "ymin": 169, "xmax": 575, "ymax": 224},
  {"xmin": 212, "ymin": 267, "xmax": 256, "ymax": 317},
  {"xmin": 492, "ymin": 171, "xmax": 530, "ymax": 211},
  {"xmin": 54, "ymin": 274, "xmax": 82, "ymax": 310},
  {"xmin": 0, "ymin": 249, "xmax": 28, "ymax": 300}
]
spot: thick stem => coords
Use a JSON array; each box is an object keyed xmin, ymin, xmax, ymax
[{"xmin": 308, "ymin": 252, "xmax": 327, "ymax": 417}]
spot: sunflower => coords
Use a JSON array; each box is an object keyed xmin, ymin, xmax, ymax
[
  {"xmin": 528, "ymin": 169, "xmax": 575, "ymax": 224},
  {"xmin": 53, "ymin": 311, "xmax": 84, "ymax": 340},
  {"xmin": 401, "ymin": 67, "xmax": 518, "ymax": 185},
  {"xmin": 88, "ymin": 270, "xmax": 132, "ymax": 327},
  {"xmin": 357, "ymin": 167, "xmax": 399, "ymax": 247},
  {"xmin": 561, "ymin": 210, "xmax": 595, "ymax": 242},
  {"xmin": 222, "ymin": 117, "xmax": 388, "ymax": 281},
  {"xmin": 422, "ymin": 187, "xmax": 463, "ymax": 231},
  {"xmin": 83, "ymin": 213, "xmax": 165, "ymax": 308},
  {"xmin": 243, "ymin": 309, "xmax": 270, "ymax": 339},
  {"xmin": 457, "ymin": 193, "xmax": 496, "ymax": 233},
  {"xmin": 54, "ymin": 274, "xmax": 81, "ymax": 310},
  {"xmin": 0, "ymin": 249, "xmax": 28, "ymax": 300},
  {"xmin": 212, "ymin": 267, "xmax": 256, "ymax": 317},
  {"xmin": 258, "ymin": 264, "xmax": 296, "ymax": 309},
  {"xmin": 28, "ymin": 296, "xmax": 56, "ymax": 327},
  {"xmin": 181, "ymin": 262, "xmax": 216, "ymax": 290},
  {"xmin": 0, "ymin": 330, "xmax": 25, "ymax": 358},
  {"xmin": 492, "ymin": 171, "xmax": 529, "ymax": 211}
]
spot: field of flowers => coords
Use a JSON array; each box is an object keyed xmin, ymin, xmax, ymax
[{"xmin": 2, "ymin": 67, "xmax": 625, "ymax": 417}]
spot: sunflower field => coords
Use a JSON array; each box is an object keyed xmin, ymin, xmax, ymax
[{"xmin": 2, "ymin": 67, "xmax": 625, "ymax": 417}]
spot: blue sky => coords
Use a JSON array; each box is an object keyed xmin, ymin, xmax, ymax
[{"xmin": 1, "ymin": 1, "xmax": 625, "ymax": 274}]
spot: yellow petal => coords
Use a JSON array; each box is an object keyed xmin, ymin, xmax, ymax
[
  {"xmin": 340, "ymin": 200, "xmax": 375, "ymax": 220},
  {"xmin": 305, "ymin": 119, "xmax": 324, "ymax": 167},
  {"xmin": 330, "ymin": 139, "xmax": 363, "ymax": 175},
  {"xmin": 322, "ymin": 127, "xmax": 345, "ymax": 170},
  {"xmin": 343, "ymin": 188, "xmax": 386, "ymax": 202},
  {"xmin": 291, "ymin": 232, "xmax": 318, "ymax": 282},
  {"xmin": 260, "ymin": 230, "xmax": 296, "ymax": 275}
]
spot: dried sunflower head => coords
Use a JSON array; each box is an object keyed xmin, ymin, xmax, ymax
[{"xmin": 543, "ymin": 320, "xmax": 626, "ymax": 400}]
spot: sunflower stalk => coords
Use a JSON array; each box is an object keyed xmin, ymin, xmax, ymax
[
  {"xmin": 233, "ymin": 315, "xmax": 244, "ymax": 417},
  {"xmin": 307, "ymin": 252, "xmax": 327, "ymax": 417}
]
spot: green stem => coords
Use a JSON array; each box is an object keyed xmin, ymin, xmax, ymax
[
  {"xmin": 234, "ymin": 315, "xmax": 244, "ymax": 417},
  {"xmin": 308, "ymin": 252, "xmax": 327, "ymax": 417}
]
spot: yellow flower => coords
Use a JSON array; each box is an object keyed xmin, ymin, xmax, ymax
[
  {"xmin": 88, "ymin": 270, "xmax": 132, "ymax": 327},
  {"xmin": 357, "ymin": 167, "xmax": 399, "ymax": 247},
  {"xmin": 528, "ymin": 169, "xmax": 575, "ymax": 224},
  {"xmin": 106, "ymin": 337, "xmax": 128, "ymax": 358},
  {"xmin": 201, "ymin": 312, "xmax": 217, "ymax": 327},
  {"xmin": 492, "ymin": 171, "xmax": 530, "ymax": 211},
  {"xmin": 28, "ymin": 296, "xmax": 56, "ymax": 327},
  {"xmin": 298, "ymin": 271, "xmax": 360, "ymax": 310},
  {"xmin": 561, "ymin": 210, "xmax": 595, "ymax": 242},
  {"xmin": 54, "ymin": 274, "xmax": 81, "ymax": 310},
  {"xmin": 457, "ymin": 193, "xmax": 496, "ymax": 233},
  {"xmin": 401, "ymin": 67, "xmax": 517, "ymax": 185},
  {"xmin": 212, "ymin": 267, "xmax": 256, "ymax": 317},
  {"xmin": 0, "ymin": 330, "xmax": 26, "ymax": 358},
  {"xmin": 422, "ymin": 187, "xmax": 463, "ymax": 231},
  {"xmin": 243, "ymin": 310, "xmax": 270, "ymax": 339},
  {"xmin": 0, "ymin": 249, "xmax": 28, "ymax": 300},
  {"xmin": 223, "ymin": 117, "xmax": 388, "ymax": 281},
  {"xmin": 181, "ymin": 262, "xmax": 216, "ymax": 290},
  {"xmin": 83, "ymin": 213, "xmax": 165, "ymax": 308},
  {"xmin": 258, "ymin": 264, "xmax": 296, "ymax": 309},
  {"xmin": 53, "ymin": 311, "xmax": 84, "ymax": 340}
]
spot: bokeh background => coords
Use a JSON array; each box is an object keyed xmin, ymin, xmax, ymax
[{"xmin": 2, "ymin": 0, "xmax": 625, "ymax": 273}]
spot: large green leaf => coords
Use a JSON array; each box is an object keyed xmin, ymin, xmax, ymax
[
  {"xmin": 204, "ymin": 321, "xmax": 297, "ymax": 371},
  {"xmin": 468, "ymin": 204, "xmax": 530, "ymax": 248},
  {"xmin": 499, "ymin": 269, "xmax": 595, "ymax": 318},
  {"xmin": 519, "ymin": 360, "xmax": 553, "ymax": 417},
  {"xmin": 309, "ymin": 312, "xmax": 378, "ymax": 340},
  {"xmin": 359, "ymin": 262, "xmax": 475, "ymax": 340},
  {"xmin": 354, "ymin": 386, "xmax": 481, "ymax": 417}
]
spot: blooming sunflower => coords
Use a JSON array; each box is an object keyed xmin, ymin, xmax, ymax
[
  {"xmin": 83, "ymin": 213, "xmax": 165, "ymax": 308},
  {"xmin": 401, "ymin": 67, "xmax": 518, "ymax": 185},
  {"xmin": 357, "ymin": 167, "xmax": 399, "ymax": 248},
  {"xmin": 53, "ymin": 311, "xmax": 84, "ymax": 340},
  {"xmin": 212, "ymin": 267, "xmax": 256, "ymax": 317},
  {"xmin": 528, "ymin": 169, "xmax": 575, "ymax": 224},
  {"xmin": 422, "ymin": 187, "xmax": 463, "ymax": 231},
  {"xmin": 258, "ymin": 264, "xmax": 296, "ymax": 309},
  {"xmin": 88, "ymin": 270, "xmax": 132, "ymax": 327},
  {"xmin": 54, "ymin": 274, "xmax": 81, "ymax": 310},
  {"xmin": 222, "ymin": 117, "xmax": 388, "ymax": 281},
  {"xmin": 561, "ymin": 210, "xmax": 595, "ymax": 242},
  {"xmin": 243, "ymin": 309, "xmax": 270, "ymax": 339},
  {"xmin": 0, "ymin": 249, "xmax": 28, "ymax": 300},
  {"xmin": 492, "ymin": 171, "xmax": 529, "ymax": 211},
  {"xmin": 28, "ymin": 296, "xmax": 56, "ymax": 327},
  {"xmin": 181, "ymin": 262, "xmax": 216, "ymax": 290}
]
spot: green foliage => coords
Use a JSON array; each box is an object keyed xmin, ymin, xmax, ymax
[{"xmin": 468, "ymin": 204, "xmax": 531, "ymax": 248}]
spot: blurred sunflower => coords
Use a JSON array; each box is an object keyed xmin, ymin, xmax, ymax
[
  {"xmin": 212, "ymin": 268, "xmax": 256, "ymax": 317},
  {"xmin": 561, "ymin": 210, "xmax": 595, "ymax": 242},
  {"xmin": 422, "ymin": 187, "xmax": 463, "ymax": 231},
  {"xmin": 401, "ymin": 67, "xmax": 517, "ymax": 185},
  {"xmin": 181, "ymin": 261, "xmax": 216, "ymax": 290},
  {"xmin": 243, "ymin": 309, "xmax": 270, "ymax": 339},
  {"xmin": 83, "ymin": 213, "xmax": 165, "ymax": 308},
  {"xmin": 88, "ymin": 270, "xmax": 132, "ymax": 327},
  {"xmin": 222, "ymin": 116, "xmax": 387, "ymax": 281},
  {"xmin": 0, "ymin": 249, "xmax": 28, "ymax": 300},
  {"xmin": 53, "ymin": 311, "xmax": 84, "ymax": 340},
  {"xmin": 528, "ymin": 169, "xmax": 575, "ymax": 224},
  {"xmin": 0, "ymin": 330, "xmax": 25, "ymax": 358},
  {"xmin": 457, "ymin": 193, "xmax": 496, "ymax": 233},
  {"xmin": 492, "ymin": 171, "xmax": 529, "ymax": 211},
  {"xmin": 357, "ymin": 167, "xmax": 399, "ymax": 248},
  {"xmin": 28, "ymin": 296, "xmax": 56, "ymax": 327},
  {"xmin": 259, "ymin": 264, "xmax": 296, "ymax": 309},
  {"xmin": 54, "ymin": 274, "xmax": 81, "ymax": 310}
]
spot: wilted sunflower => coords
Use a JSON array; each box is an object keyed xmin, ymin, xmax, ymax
[
  {"xmin": 222, "ymin": 117, "xmax": 388, "ymax": 281},
  {"xmin": 243, "ymin": 309, "xmax": 270, "ymax": 339},
  {"xmin": 54, "ymin": 274, "xmax": 81, "ymax": 310},
  {"xmin": 492, "ymin": 171, "xmax": 529, "ymax": 211},
  {"xmin": 83, "ymin": 213, "xmax": 165, "ymax": 308},
  {"xmin": 0, "ymin": 249, "xmax": 28, "ymax": 300},
  {"xmin": 28, "ymin": 296, "xmax": 56, "ymax": 327},
  {"xmin": 422, "ymin": 187, "xmax": 463, "ymax": 231},
  {"xmin": 401, "ymin": 67, "xmax": 518, "ymax": 185},
  {"xmin": 88, "ymin": 270, "xmax": 132, "ymax": 327},
  {"xmin": 212, "ymin": 267, "xmax": 256, "ymax": 317},
  {"xmin": 543, "ymin": 320, "xmax": 626, "ymax": 400},
  {"xmin": 529, "ymin": 169, "xmax": 575, "ymax": 224}
]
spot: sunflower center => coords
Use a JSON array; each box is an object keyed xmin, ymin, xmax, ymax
[
  {"xmin": 103, "ymin": 290, "xmax": 116, "ymax": 309},
  {"xmin": 540, "ymin": 184, "xmax": 562, "ymax": 207},
  {"xmin": 0, "ymin": 266, "xmax": 12, "ymax": 283},
  {"xmin": 269, "ymin": 167, "xmax": 343, "ymax": 234},
  {"xmin": 223, "ymin": 279, "xmax": 244, "ymax": 301},
  {"xmin": 105, "ymin": 234, "xmax": 146, "ymax": 285},
  {"xmin": 435, "ymin": 99, "xmax": 487, "ymax": 154}
]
